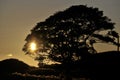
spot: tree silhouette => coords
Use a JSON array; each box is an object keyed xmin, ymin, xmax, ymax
[{"xmin": 23, "ymin": 5, "xmax": 119, "ymax": 64}]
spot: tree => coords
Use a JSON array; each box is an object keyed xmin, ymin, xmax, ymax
[{"xmin": 23, "ymin": 5, "xmax": 119, "ymax": 64}]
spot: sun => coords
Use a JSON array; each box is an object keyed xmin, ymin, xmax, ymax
[{"xmin": 30, "ymin": 42, "xmax": 37, "ymax": 51}]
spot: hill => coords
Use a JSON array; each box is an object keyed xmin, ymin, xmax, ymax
[
  {"xmin": 0, "ymin": 58, "xmax": 59, "ymax": 80},
  {"xmin": 0, "ymin": 51, "xmax": 120, "ymax": 80},
  {"xmin": 69, "ymin": 51, "xmax": 120, "ymax": 80},
  {"xmin": 0, "ymin": 58, "xmax": 30, "ymax": 79}
]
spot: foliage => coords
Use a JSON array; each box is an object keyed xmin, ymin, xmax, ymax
[{"xmin": 23, "ymin": 5, "xmax": 119, "ymax": 63}]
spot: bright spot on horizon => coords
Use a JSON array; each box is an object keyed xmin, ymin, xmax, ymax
[
  {"xmin": 30, "ymin": 42, "xmax": 37, "ymax": 51},
  {"xmin": 7, "ymin": 54, "xmax": 13, "ymax": 57}
]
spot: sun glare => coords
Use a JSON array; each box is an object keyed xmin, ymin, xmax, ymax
[{"xmin": 30, "ymin": 42, "xmax": 37, "ymax": 51}]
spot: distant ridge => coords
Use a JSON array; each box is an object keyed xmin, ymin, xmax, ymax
[
  {"xmin": 0, "ymin": 51, "xmax": 120, "ymax": 80},
  {"xmin": 0, "ymin": 58, "xmax": 30, "ymax": 79},
  {"xmin": 73, "ymin": 51, "xmax": 120, "ymax": 79},
  {"xmin": 90, "ymin": 51, "xmax": 120, "ymax": 64},
  {"xmin": 0, "ymin": 58, "xmax": 30, "ymax": 73},
  {"xmin": 97, "ymin": 51, "xmax": 120, "ymax": 55}
]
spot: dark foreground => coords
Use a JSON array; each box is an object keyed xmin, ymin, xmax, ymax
[{"xmin": 0, "ymin": 51, "xmax": 120, "ymax": 80}]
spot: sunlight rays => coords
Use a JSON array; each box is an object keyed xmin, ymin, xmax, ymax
[{"xmin": 30, "ymin": 42, "xmax": 37, "ymax": 51}]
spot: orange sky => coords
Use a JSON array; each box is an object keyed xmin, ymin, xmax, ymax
[{"xmin": 0, "ymin": 0, "xmax": 120, "ymax": 67}]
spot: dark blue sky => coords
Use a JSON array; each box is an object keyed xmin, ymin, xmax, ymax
[{"xmin": 0, "ymin": 0, "xmax": 120, "ymax": 66}]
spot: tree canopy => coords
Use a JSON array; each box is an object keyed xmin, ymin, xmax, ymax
[{"xmin": 23, "ymin": 5, "xmax": 119, "ymax": 64}]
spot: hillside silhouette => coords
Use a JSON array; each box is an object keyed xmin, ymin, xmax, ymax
[
  {"xmin": 0, "ymin": 51, "xmax": 120, "ymax": 80},
  {"xmin": 0, "ymin": 58, "xmax": 30, "ymax": 79},
  {"xmin": 69, "ymin": 51, "xmax": 120, "ymax": 80}
]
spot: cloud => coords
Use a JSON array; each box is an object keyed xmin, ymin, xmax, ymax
[{"xmin": 7, "ymin": 54, "xmax": 13, "ymax": 57}]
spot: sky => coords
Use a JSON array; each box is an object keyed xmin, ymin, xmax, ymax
[{"xmin": 0, "ymin": 0, "xmax": 120, "ymax": 67}]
